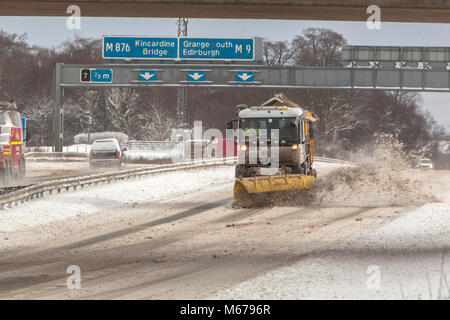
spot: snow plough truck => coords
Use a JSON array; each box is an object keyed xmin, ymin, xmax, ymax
[{"xmin": 227, "ymin": 93, "xmax": 318, "ymax": 207}]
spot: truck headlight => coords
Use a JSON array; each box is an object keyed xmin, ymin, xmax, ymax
[{"xmin": 291, "ymin": 144, "xmax": 298, "ymax": 150}]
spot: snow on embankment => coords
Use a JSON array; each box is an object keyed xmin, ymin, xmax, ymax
[{"xmin": 0, "ymin": 166, "xmax": 234, "ymax": 233}]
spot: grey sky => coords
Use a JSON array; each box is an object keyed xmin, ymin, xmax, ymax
[{"xmin": 0, "ymin": 16, "xmax": 449, "ymax": 129}]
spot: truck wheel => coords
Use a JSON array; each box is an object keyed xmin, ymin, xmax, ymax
[
  {"xmin": 300, "ymin": 162, "xmax": 309, "ymax": 175},
  {"xmin": 291, "ymin": 166, "xmax": 298, "ymax": 174},
  {"xmin": 235, "ymin": 165, "xmax": 242, "ymax": 178},
  {"xmin": 291, "ymin": 165, "xmax": 305, "ymax": 174}
]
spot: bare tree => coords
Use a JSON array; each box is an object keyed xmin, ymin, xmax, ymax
[
  {"xmin": 104, "ymin": 88, "xmax": 140, "ymax": 139},
  {"xmin": 263, "ymin": 40, "xmax": 294, "ymax": 66},
  {"xmin": 136, "ymin": 102, "xmax": 175, "ymax": 141},
  {"xmin": 292, "ymin": 27, "xmax": 347, "ymax": 67}
]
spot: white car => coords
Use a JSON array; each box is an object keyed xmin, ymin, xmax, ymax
[
  {"xmin": 89, "ymin": 138, "xmax": 126, "ymax": 168},
  {"xmin": 418, "ymin": 158, "xmax": 433, "ymax": 170}
]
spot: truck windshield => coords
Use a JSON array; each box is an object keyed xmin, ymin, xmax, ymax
[{"xmin": 240, "ymin": 117, "xmax": 298, "ymax": 141}]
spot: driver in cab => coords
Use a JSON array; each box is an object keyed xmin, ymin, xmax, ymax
[{"xmin": 243, "ymin": 119, "xmax": 260, "ymax": 137}]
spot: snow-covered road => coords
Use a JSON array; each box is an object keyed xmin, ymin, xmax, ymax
[
  {"xmin": 211, "ymin": 202, "xmax": 450, "ymax": 300},
  {"xmin": 1, "ymin": 161, "xmax": 341, "ymax": 236},
  {"xmin": 211, "ymin": 170, "xmax": 450, "ymax": 300},
  {"xmin": 0, "ymin": 166, "xmax": 235, "ymax": 248},
  {"xmin": 0, "ymin": 161, "xmax": 448, "ymax": 300}
]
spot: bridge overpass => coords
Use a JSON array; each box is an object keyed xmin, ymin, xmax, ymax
[{"xmin": 0, "ymin": 0, "xmax": 449, "ymax": 23}]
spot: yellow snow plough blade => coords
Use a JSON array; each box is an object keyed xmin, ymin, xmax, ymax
[{"xmin": 233, "ymin": 174, "xmax": 315, "ymax": 207}]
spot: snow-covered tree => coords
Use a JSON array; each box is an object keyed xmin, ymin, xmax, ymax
[
  {"xmin": 103, "ymin": 88, "xmax": 140, "ymax": 139},
  {"xmin": 135, "ymin": 101, "xmax": 175, "ymax": 141}
]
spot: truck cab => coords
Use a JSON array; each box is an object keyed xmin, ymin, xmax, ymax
[{"xmin": 233, "ymin": 104, "xmax": 316, "ymax": 178}]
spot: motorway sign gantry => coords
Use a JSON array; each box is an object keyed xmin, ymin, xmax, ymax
[
  {"xmin": 67, "ymin": 63, "xmax": 450, "ymax": 90},
  {"xmin": 54, "ymin": 62, "xmax": 450, "ymax": 152},
  {"xmin": 103, "ymin": 36, "xmax": 261, "ymax": 61}
]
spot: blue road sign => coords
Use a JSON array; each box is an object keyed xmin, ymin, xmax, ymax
[
  {"xmin": 179, "ymin": 38, "xmax": 254, "ymax": 60},
  {"xmin": 91, "ymin": 69, "xmax": 113, "ymax": 83},
  {"xmin": 138, "ymin": 70, "xmax": 157, "ymax": 82},
  {"xmin": 187, "ymin": 71, "xmax": 206, "ymax": 82},
  {"xmin": 21, "ymin": 117, "xmax": 26, "ymax": 141},
  {"xmin": 103, "ymin": 36, "xmax": 256, "ymax": 61},
  {"xmin": 103, "ymin": 36, "xmax": 178, "ymax": 60},
  {"xmin": 236, "ymin": 71, "xmax": 254, "ymax": 83}
]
